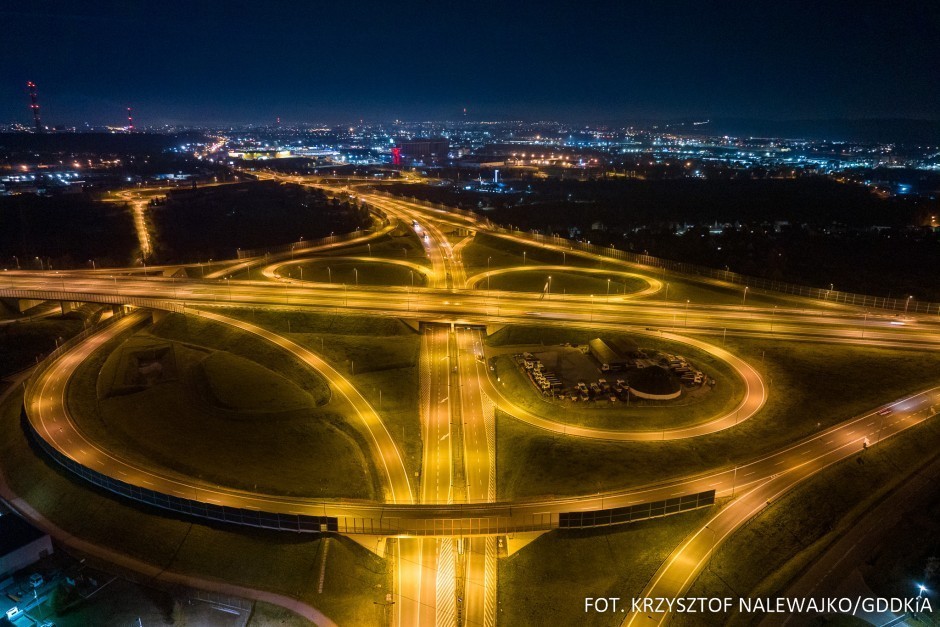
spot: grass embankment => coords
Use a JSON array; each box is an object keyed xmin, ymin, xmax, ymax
[
  {"xmin": 674, "ymin": 412, "xmax": 940, "ymax": 627},
  {"xmin": 222, "ymin": 309, "xmax": 424, "ymax": 480},
  {"xmin": 499, "ymin": 506, "xmax": 718, "ymax": 627},
  {"xmin": 69, "ymin": 315, "xmax": 379, "ymax": 500},
  {"xmin": 0, "ymin": 389, "xmax": 385, "ymax": 626},
  {"xmin": 498, "ymin": 334, "xmax": 940, "ymax": 500},
  {"xmin": 488, "ymin": 325, "xmax": 742, "ymax": 431},
  {"xmin": 249, "ymin": 602, "xmax": 315, "ymax": 626}
]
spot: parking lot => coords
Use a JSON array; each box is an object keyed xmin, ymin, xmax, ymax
[{"xmin": 504, "ymin": 343, "xmax": 714, "ymax": 406}]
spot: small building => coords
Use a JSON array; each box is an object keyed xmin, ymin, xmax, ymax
[
  {"xmin": 397, "ymin": 138, "xmax": 450, "ymax": 164},
  {"xmin": 0, "ymin": 511, "xmax": 53, "ymax": 579},
  {"xmin": 588, "ymin": 338, "xmax": 630, "ymax": 371}
]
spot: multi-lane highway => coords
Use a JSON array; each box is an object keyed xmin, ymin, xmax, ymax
[
  {"xmin": 623, "ymin": 388, "xmax": 940, "ymax": 626},
  {"xmin": 9, "ymin": 179, "xmax": 940, "ymax": 627},
  {"xmin": 3, "ymin": 272, "xmax": 938, "ymax": 351}
]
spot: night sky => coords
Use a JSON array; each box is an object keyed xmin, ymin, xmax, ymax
[{"xmin": 1, "ymin": 0, "xmax": 938, "ymax": 126}]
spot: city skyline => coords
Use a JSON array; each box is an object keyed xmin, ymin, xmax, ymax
[{"xmin": 2, "ymin": 0, "xmax": 939, "ymax": 126}]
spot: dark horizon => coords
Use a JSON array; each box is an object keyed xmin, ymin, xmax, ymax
[{"xmin": 2, "ymin": 0, "xmax": 939, "ymax": 128}]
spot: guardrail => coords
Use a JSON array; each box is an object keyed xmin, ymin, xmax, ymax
[{"xmin": 376, "ymin": 189, "xmax": 940, "ymax": 315}]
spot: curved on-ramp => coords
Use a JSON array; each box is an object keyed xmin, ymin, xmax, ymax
[
  {"xmin": 464, "ymin": 264, "xmax": 663, "ymax": 299},
  {"xmin": 481, "ymin": 327, "xmax": 766, "ymax": 441}
]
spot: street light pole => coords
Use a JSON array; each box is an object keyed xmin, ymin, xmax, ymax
[
  {"xmin": 606, "ymin": 278, "xmax": 611, "ymax": 303},
  {"xmin": 742, "ymin": 286, "xmax": 748, "ymax": 305}
]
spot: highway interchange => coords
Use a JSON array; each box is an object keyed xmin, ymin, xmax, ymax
[{"xmin": 3, "ymin": 177, "xmax": 940, "ymax": 626}]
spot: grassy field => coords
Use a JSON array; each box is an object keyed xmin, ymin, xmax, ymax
[
  {"xmin": 498, "ymin": 505, "xmax": 718, "ymax": 627},
  {"xmin": 249, "ymin": 602, "xmax": 314, "ymax": 625},
  {"xmin": 0, "ymin": 387, "xmax": 387, "ymax": 627},
  {"xmin": 674, "ymin": 413, "xmax": 940, "ymax": 626},
  {"xmin": 488, "ymin": 330, "xmax": 742, "ymax": 431},
  {"xmin": 497, "ymin": 334, "xmax": 940, "ymax": 499},
  {"xmin": 68, "ymin": 318, "xmax": 379, "ymax": 500},
  {"xmin": 462, "ymin": 233, "xmax": 574, "ymax": 273},
  {"xmin": 862, "ymin": 475, "xmax": 940, "ymax": 622},
  {"xmin": 481, "ymin": 269, "xmax": 649, "ymax": 296},
  {"xmin": 151, "ymin": 314, "xmax": 331, "ymax": 401},
  {"xmin": 222, "ymin": 309, "xmax": 424, "ymax": 480},
  {"xmin": 284, "ymin": 259, "xmax": 428, "ymax": 288},
  {"xmin": 329, "ymin": 227, "xmax": 429, "ymax": 263},
  {"xmin": 195, "ymin": 350, "xmax": 316, "ymax": 412}
]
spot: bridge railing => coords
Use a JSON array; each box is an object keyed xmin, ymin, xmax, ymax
[
  {"xmin": 376, "ymin": 190, "xmax": 940, "ymax": 315},
  {"xmin": 0, "ymin": 289, "xmax": 186, "ymax": 315}
]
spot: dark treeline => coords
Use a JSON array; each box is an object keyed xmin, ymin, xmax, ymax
[
  {"xmin": 387, "ymin": 177, "xmax": 931, "ymax": 227},
  {"xmin": 0, "ymin": 132, "xmax": 206, "ymax": 160},
  {"xmin": 0, "ymin": 193, "xmax": 138, "ymax": 269},
  {"xmin": 151, "ymin": 181, "xmax": 372, "ymax": 262}
]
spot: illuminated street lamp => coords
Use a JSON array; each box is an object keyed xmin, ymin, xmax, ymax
[
  {"xmin": 905, "ymin": 295, "xmax": 913, "ymax": 314},
  {"xmin": 685, "ymin": 299, "xmax": 690, "ymax": 327},
  {"xmin": 742, "ymin": 286, "xmax": 749, "ymax": 305},
  {"xmin": 606, "ymin": 278, "xmax": 611, "ymax": 302},
  {"xmin": 546, "ymin": 275, "xmax": 552, "ymax": 299},
  {"xmin": 487, "ymin": 256, "xmax": 492, "ymax": 290},
  {"xmin": 327, "ymin": 266, "xmax": 332, "ymax": 284},
  {"xmin": 354, "ymin": 268, "xmax": 359, "ymax": 286}
]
